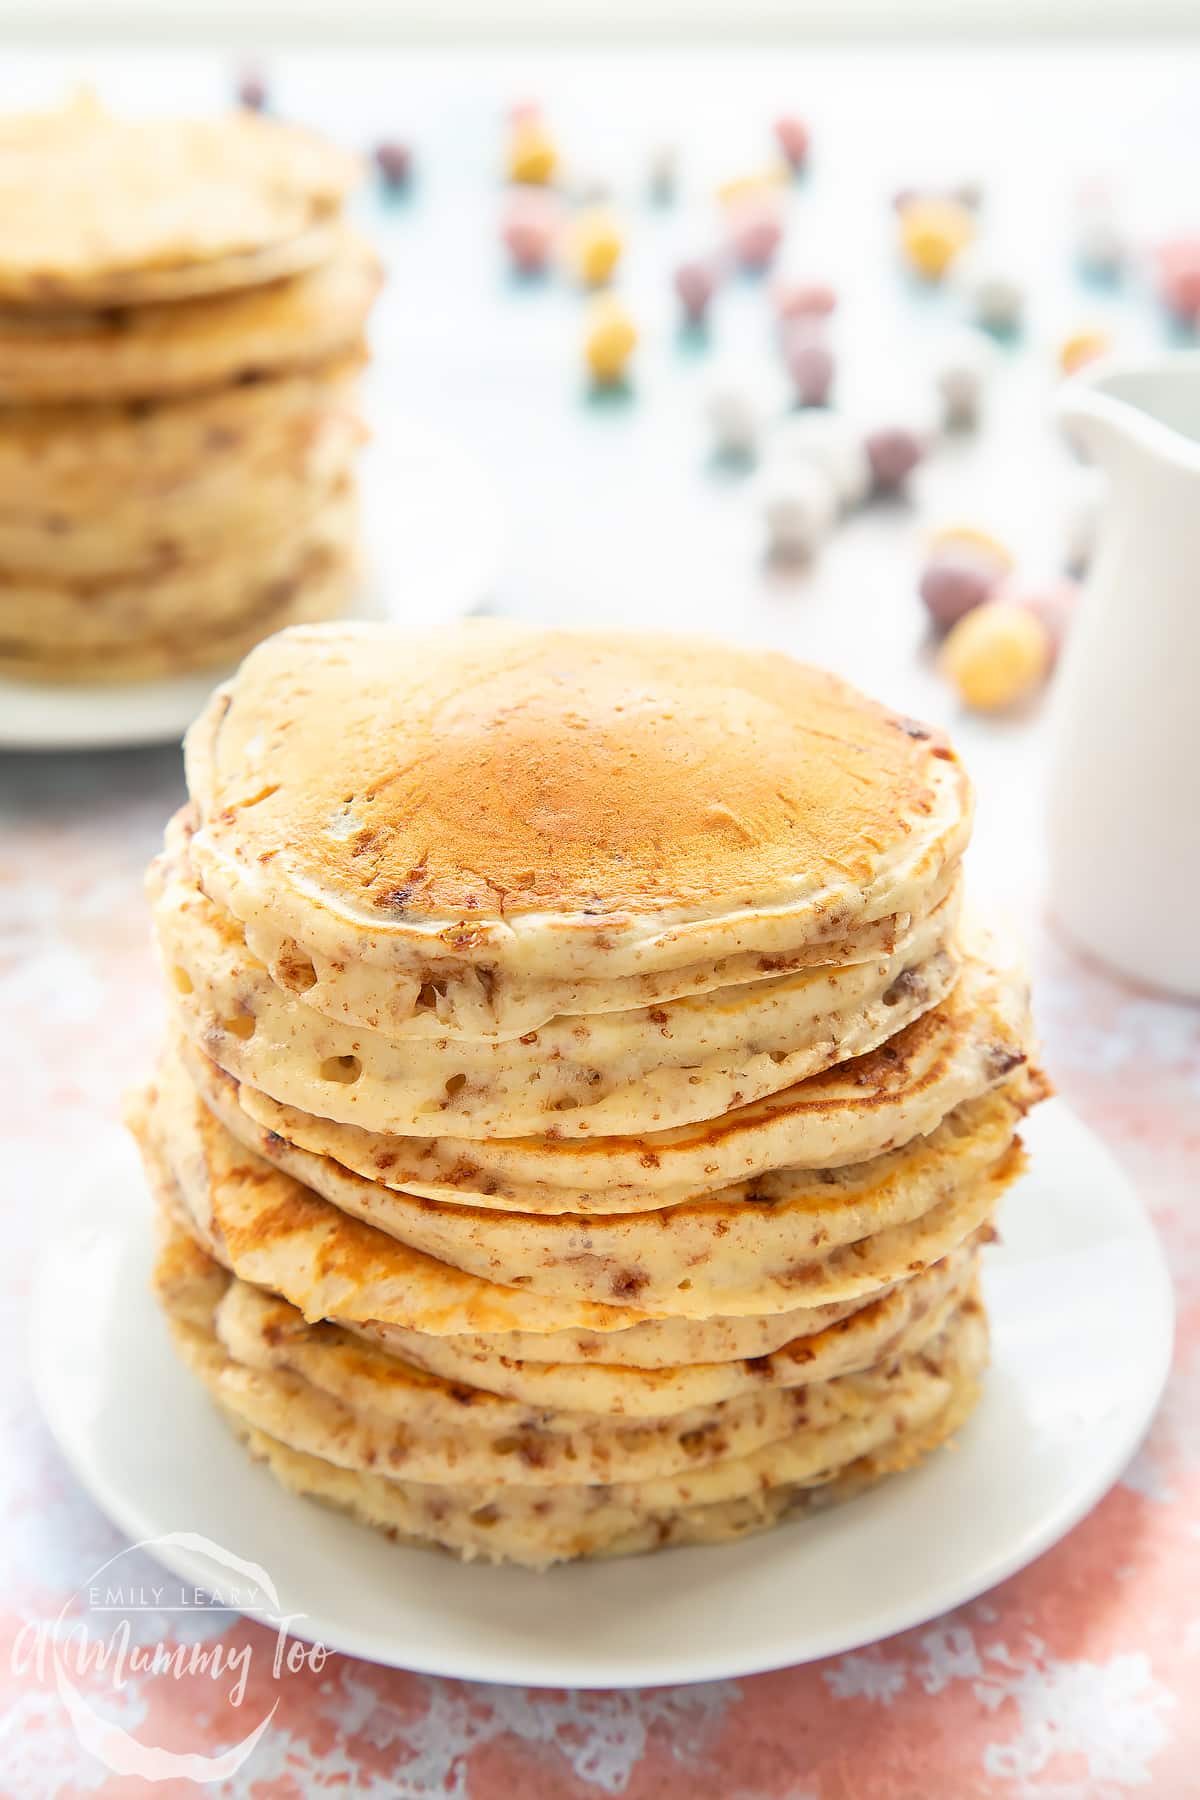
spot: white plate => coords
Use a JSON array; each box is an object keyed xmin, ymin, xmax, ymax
[
  {"xmin": 0, "ymin": 420, "xmax": 504, "ymax": 753},
  {"xmin": 31, "ymin": 1099, "xmax": 1172, "ymax": 1689}
]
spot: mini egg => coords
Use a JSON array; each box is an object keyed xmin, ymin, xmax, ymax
[
  {"xmin": 784, "ymin": 337, "xmax": 835, "ymax": 407},
  {"xmin": 933, "ymin": 329, "xmax": 993, "ymax": 430},
  {"xmin": 729, "ymin": 198, "xmax": 784, "ymax": 271},
  {"xmin": 584, "ymin": 296, "xmax": 637, "ymax": 386},
  {"xmin": 1075, "ymin": 209, "xmax": 1125, "ymax": 278},
  {"xmin": 501, "ymin": 191, "xmax": 560, "ymax": 273},
  {"xmin": 647, "ymin": 141, "xmax": 680, "ymax": 202},
  {"xmin": 769, "ymin": 410, "xmax": 869, "ymax": 509},
  {"xmin": 674, "ymin": 258, "xmax": 718, "ymax": 324},
  {"xmin": 236, "ymin": 67, "xmax": 268, "ymax": 111},
  {"xmin": 774, "ymin": 279, "xmax": 837, "ymax": 322},
  {"xmin": 707, "ymin": 374, "xmax": 768, "ymax": 459},
  {"xmin": 960, "ymin": 255, "xmax": 1025, "ymax": 333},
  {"xmin": 918, "ymin": 557, "xmax": 1002, "ymax": 633},
  {"xmin": 898, "ymin": 197, "xmax": 975, "ymax": 281},
  {"xmin": 1156, "ymin": 236, "xmax": 1200, "ymax": 320},
  {"xmin": 940, "ymin": 600, "xmax": 1052, "ymax": 710},
  {"xmin": 865, "ymin": 426, "xmax": 925, "ymax": 493},
  {"xmin": 926, "ymin": 523, "xmax": 1014, "ymax": 571},
  {"xmin": 374, "ymin": 140, "xmax": 413, "ymax": 190},
  {"xmin": 773, "ymin": 115, "xmax": 810, "ymax": 172},
  {"xmin": 761, "ymin": 461, "xmax": 837, "ymax": 557},
  {"xmin": 567, "ymin": 209, "xmax": 624, "ymax": 287},
  {"xmin": 508, "ymin": 119, "xmax": 558, "ymax": 186},
  {"xmin": 1009, "ymin": 578, "xmax": 1081, "ymax": 666},
  {"xmin": 1058, "ymin": 329, "xmax": 1111, "ymax": 377}
]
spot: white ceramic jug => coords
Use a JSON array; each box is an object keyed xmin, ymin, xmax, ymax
[{"xmin": 1049, "ymin": 356, "xmax": 1200, "ymax": 999}]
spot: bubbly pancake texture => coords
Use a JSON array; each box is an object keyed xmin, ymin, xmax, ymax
[
  {"xmin": 184, "ymin": 621, "xmax": 973, "ymax": 998},
  {"xmin": 155, "ymin": 821, "xmax": 964, "ymax": 1140}
]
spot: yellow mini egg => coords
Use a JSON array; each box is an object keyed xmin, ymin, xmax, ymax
[
  {"xmin": 508, "ymin": 120, "xmax": 558, "ymax": 186},
  {"xmin": 899, "ymin": 198, "xmax": 975, "ymax": 280},
  {"xmin": 940, "ymin": 600, "xmax": 1052, "ymax": 711},
  {"xmin": 1058, "ymin": 328, "xmax": 1112, "ymax": 376},
  {"xmin": 925, "ymin": 524, "xmax": 1014, "ymax": 574},
  {"xmin": 716, "ymin": 168, "xmax": 786, "ymax": 208},
  {"xmin": 567, "ymin": 208, "xmax": 624, "ymax": 286},
  {"xmin": 584, "ymin": 296, "xmax": 637, "ymax": 385}
]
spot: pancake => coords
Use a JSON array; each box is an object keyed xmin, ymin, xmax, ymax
[
  {"xmin": 174, "ymin": 928, "xmax": 1032, "ymax": 1217},
  {"xmin": 0, "ymin": 482, "xmax": 359, "ymax": 681},
  {"xmin": 0, "ymin": 98, "xmax": 359, "ymax": 308},
  {"xmin": 137, "ymin": 1035, "xmax": 1023, "ymax": 1326},
  {"xmin": 0, "ymin": 368, "xmax": 364, "ymax": 578},
  {"xmin": 182, "ymin": 622, "xmax": 973, "ymax": 1025},
  {"xmin": 187, "ymin": 1033, "xmax": 1037, "ymax": 1311},
  {"xmin": 199, "ymin": 1239, "xmax": 979, "ymax": 1422},
  {"xmin": 155, "ymin": 827, "xmax": 963, "ymax": 1139},
  {"xmin": 157, "ymin": 1220, "xmax": 988, "ymax": 1567},
  {"xmin": 152, "ymin": 1219, "xmax": 972, "ymax": 1487},
  {"xmin": 0, "ymin": 235, "xmax": 381, "ymax": 404},
  {"xmin": 0, "ymin": 538, "xmax": 357, "ymax": 684},
  {"xmin": 0, "ymin": 355, "xmax": 363, "ymax": 513},
  {"xmin": 339, "ymin": 1247, "xmax": 982, "ymax": 1416},
  {"xmin": 226, "ymin": 1363, "xmax": 981, "ymax": 1566}
]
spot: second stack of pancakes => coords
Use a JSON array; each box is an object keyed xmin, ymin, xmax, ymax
[
  {"xmin": 0, "ymin": 95, "xmax": 381, "ymax": 682},
  {"xmin": 131, "ymin": 621, "xmax": 1047, "ymax": 1566}
]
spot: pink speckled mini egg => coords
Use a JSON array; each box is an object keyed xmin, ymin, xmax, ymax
[
  {"xmin": 1156, "ymin": 236, "xmax": 1200, "ymax": 320},
  {"xmin": 674, "ymin": 258, "xmax": 719, "ymax": 323},
  {"xmin": 784, "ymin": 337, "xmax": 835, "ymax": 407},
  {"xmin": 501, "ymin": 191, "xmax": 560, "ymax": 271},
  {"xmin": 773, "ymin": 114, "xmax": 810, "ymax": 171},
  {"xmin": 774, "ymin": 279, "xmax": 837, "ymax": 321},
  {"xmin": 729, "ymin": 200, "xmax": 784, "ymax": 271}
]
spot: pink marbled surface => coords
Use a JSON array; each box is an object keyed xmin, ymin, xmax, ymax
[{"xmin": 1, "ymin": 731, "xmax": 1198, "ymax": 1799}]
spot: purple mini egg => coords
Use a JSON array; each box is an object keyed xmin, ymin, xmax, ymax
[
  {"xmin": 865, "ymin": 427, "xmax": 924, "ymax": 492},
  {"xmin": 236, "ymin": 67, "xmax": 268, "ymax": 112},
  {"xmin": 375, "ymin": 140, "xmax": 413, "ymax": 189},
  {"xmin": 785, "ymin": 339, "xmax": 834, "ymax": 407},
  {"xmin": 919, "ymin": 557, "xmax": 996, "ymax": 631},
  {"xmin": 674, "ymin": 258, "xmax": 717, "ymax": 323}
]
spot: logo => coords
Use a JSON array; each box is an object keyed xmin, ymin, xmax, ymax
[{"xmin": 14, "ymin": 1532, "xmax": 328, "ymax": 1781}]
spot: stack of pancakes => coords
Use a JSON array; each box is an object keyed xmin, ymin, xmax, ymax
[
  {"xmin": 129, "ymin": 622, "xmax": 1048, "ymax": 1567},
  {"xmin": 0, "ymin": 95, "xmax": 381, "ymax": 683}
]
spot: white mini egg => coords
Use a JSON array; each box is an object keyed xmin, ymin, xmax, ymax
[
  {"xmin": 767, "ymin": 410, "xmax": 870, "ymax": 509},
  {"xmin": 959, "ymin": 252, "xmax": 1025, "ymax": 332},
  {"xmin": 933, "ymin": 327, "xmax": 993, "ymax": 429},
  {"xmin": 760, "ymin": 461, "xmax": 838, "ymax": 556}
]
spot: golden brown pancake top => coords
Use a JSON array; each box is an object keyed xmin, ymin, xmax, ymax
[{"xmin": 188, "ymin": 622, "xmax": 969, "ymax": 927}]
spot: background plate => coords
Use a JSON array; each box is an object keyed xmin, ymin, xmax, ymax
[
  {"xmin": 30, "ymin": 1098, "xmax": 1173, "ymax": 1689},
  {"xmin": 0, "ymin": 417, "xmax": 504, "ymax": 752}
]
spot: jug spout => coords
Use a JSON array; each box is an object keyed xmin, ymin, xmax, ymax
[
  {"xmin": 1055, "ymin": 381, "xmax": 1134, "ymax": 475},
  {"xmin": 1055, "ymin": 353, "xmax": 1200, "ymax": 480}
]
